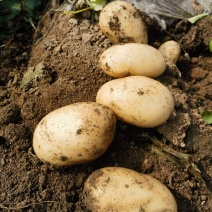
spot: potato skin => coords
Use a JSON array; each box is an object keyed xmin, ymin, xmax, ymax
[
  {"xmin": 96, "ymin": 76, "xmax": 174, "ymax": 128},
  {"xmin": 33, "ymin": 102, "xmax": 116, "ymax": 166},
  {"xmin": 99, "ymin": 43, "xmax": 166, "ymax": 78},
  {"xmin": 99, "ymin": 1, "xmax": 148, "ymax": 44},
  {"xmin": 158, "ymin": 40, "xmax": 181, "ymax": 64},
  {"xmin": 83, "ymin": 167, "xmax": 177, "ymax": 212}
]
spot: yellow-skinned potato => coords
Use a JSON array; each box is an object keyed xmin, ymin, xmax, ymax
[
  {"xmin": 100, "ymin": 43, "xmax": 166, "ymax": 78},
  {"xmin": 83, "ymin": 167, "xmax": 177, "ymax": 212},
  {"xmin": 99, "ymin": 1, "xmax": 148, "ymax": 44},
  {"xmin": 158, "ymin": 40, "xmax": 181, "ymax": 64},
  {"xmin": 96, "ymin": 76, "xmax": 174, "ymax": 128},
  {"xmin": 33, "ymin": 102, "xmax": 116, "ymax": 166}
]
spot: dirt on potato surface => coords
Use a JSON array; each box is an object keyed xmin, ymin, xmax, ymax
[{"xmin": 0, "ymin": 1, "xmax": 212, "ymax": 211}]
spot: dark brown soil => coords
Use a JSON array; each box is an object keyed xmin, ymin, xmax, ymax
[{"xmin": 0, "ymin": 2, "xmax": 211, "ymax": 211}]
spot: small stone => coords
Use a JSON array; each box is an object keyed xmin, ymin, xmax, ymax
[
  {"xmin": 172, "ymin": 81, "xmax": 178, "ymax": 87},
  {"xmin": 1, "ymin": 158, "xmax": 5, "ymax": 166},
  {"xmin": 22, "ymin": 52, "xmax": 28, "ymax": 58},
  {"xmin": 201, "ymin": 201, "xmax": 206, "ymax": 206},
  {"xmin": 35, "ymin": 91, "xmax": 40, "ymax": 96},
  {"xmin": 201, "ymin": 195, "xmax": 207, "ymax": 201},
  {"xmin": 54, "ymin": 45, "xmax": 62, "ymax": 54},
  {"xmin": 188, "ymin": 181, "xmax": 194, "ymax": 188},
  {"xmin": 180, "ymin": 142, "xmax": 186, "ymax": 148},
  {"xmin": 144, "ymin": 159, "xmax": 148, "ymax": 164}
]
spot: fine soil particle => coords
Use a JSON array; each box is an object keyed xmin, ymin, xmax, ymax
[{"xmin": 0, "ymin": 2, "xmax": 212, "ymax": 212}]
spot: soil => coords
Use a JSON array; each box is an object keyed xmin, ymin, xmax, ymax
[{"xmin": 0, "ymin": 2, "xmax": 212, "ymax": 212}]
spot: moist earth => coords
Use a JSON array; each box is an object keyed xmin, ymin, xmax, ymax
[{"xmin": 0, "ymin": 2, "xmax": 212, "ymax": 211}]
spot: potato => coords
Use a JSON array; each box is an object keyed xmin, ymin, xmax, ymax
[
  {"xmin": 99, "ymin": 43, "xmax": 166, "ymax": 78},
  {"xmin": 83, "ymin": 167, "xmax": 177, "ymax": 212},
  {"xmin": 33, "ymin": 102, "xmax": 116, "ymax": 166},
  {"xmin": 96, "ymin": 76, "xmax": 174, "ymax": 128},
  {"xmin": 158, "ymin": 40, "xmax": 181, "ymax": 64},
  {"xmin": 99, "ymin": 1, "xmax": 148, "ymax": 44}
]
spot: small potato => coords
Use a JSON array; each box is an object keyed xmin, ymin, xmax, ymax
[
  {"xmin": 158, "ymin": 40, "xmax": 181, "ymax": 64},
  {"xmin": 96, "ymin": 76, "xmax": 174, "ymax": 128},
  {"xmin": 83, "ymin": 167, "xmax": 177, "ymax": 212},
  {"xmin": 33, "ymin": 102, "xmax": 116, "ymax": 166},
  {"xmin": 99, "ymin": 1, "xmax": 148, "ymax": 44},
  {"xmin": 100, "ymin": 43, "xmax": 166, "ymax": 78}
]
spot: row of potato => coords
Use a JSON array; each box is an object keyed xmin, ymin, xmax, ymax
[{"xmin": 33, "ymin": 1, "xmax": 180, "ymax": 211}]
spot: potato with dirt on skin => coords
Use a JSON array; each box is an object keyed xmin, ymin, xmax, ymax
[
  {"xmin": 158, "ymin": 40, "xmax": 181, "ymax": 65},
  {"xmin": 99, "ymin": 1, "xmax": 148, "ymax": 44},
  {"xmin": 33, "ymin": 102, "xmax": 116, "ymax": 166},
  {"xmin": 83, "ymin": 167, "xmax": 178, "ymax": 212},
  {"xmin": 96, "ymin": 76, "xmax": 174, "ymax": 128},
  {"xmin": 99, "ymin": 43, "xmax": 166, "ymax": 78}
]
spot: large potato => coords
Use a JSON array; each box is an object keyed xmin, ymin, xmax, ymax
[
  {"xmin": 96, "ymin": 76, "xmax": 174, "ymax": 128},
  {"xmin": 83, "ymin": 167, "xmax": 177, "ymax": 212},
  {"xmin": 100, "ymin": 43, "xmax": 166, "ymax": 78},
  {"xmin": 99, "ymin": 1, "xmax": 148, "ymax": 44},
  {"xmin": 33, "ymin": 102, "xmax": 116, "ymax": 166}
]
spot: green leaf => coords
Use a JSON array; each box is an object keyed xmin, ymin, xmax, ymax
[
  {"xmin": 209, "ymin": 39, "xmax": 212, "ymax": 52},
  {"xmin": 89, "ymin": 0, "xmax": 106, "ymax": 11},
  {"xmin": 64, "ymin": 0, "xmax": 106, "ymax": 14},
  {"xmin": 187, "ymin": 13, "xmax": 209, "ymax": 24},
  {"xmin": 202, "ymin": 111, "xmax": 212, "ymax": 124},
  {"xmin": 20, "ymin": 62, "xmax": 45, "ymax": 89},
  {"xmin": 25, "ymin": 0, "xmax": 41, "ymax": 19},
  {"xmin": 25, "ymin": 0, "xmax": 41, "ymax": 11},
  {"xmin": 0, "ymin": 0, "xmax": 21, "ymax": 23}
]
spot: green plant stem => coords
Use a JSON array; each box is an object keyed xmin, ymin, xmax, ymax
[{"xmin": 64, "ymin": 7, "xmax": 93, "ymax": 14}]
